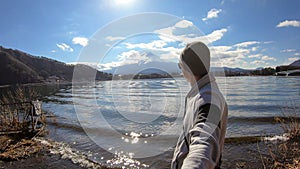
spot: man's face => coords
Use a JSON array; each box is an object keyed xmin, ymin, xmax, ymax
[{"xmin": 178, "ymin": 61, "xmax": 193, "ymax": 83}]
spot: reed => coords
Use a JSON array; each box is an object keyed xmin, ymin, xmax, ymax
[
  {"xmin": 261, "ymin": 101, "xmax": 300, "ymax": 169},
  {"xmin": 0, "ymin": 87, "xmax": 41, "ymax": 133},
  {"xmin": 0, "ymin": 87, "xmax": 47, "ymax": 160},
  {"xmin": 275, "ymin": 101, "xmax": 300, "ymax": 140}
]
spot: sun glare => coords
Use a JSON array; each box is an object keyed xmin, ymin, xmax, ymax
[{"xmin": 114, "ymin": 0, "xmax": 134, "ymax": 6}]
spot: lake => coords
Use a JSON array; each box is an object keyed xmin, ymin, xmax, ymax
[{"xmin": 2, "ymin": 76, "xmax": 299, "ymax": 168}]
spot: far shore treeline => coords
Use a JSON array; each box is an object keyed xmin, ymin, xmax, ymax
[
  {"xmin": 0, "ymin": 46, "xmax": 112, "ymax": 85},
  {"xmin": 0, "ymin": 46, "xmax": 299, "ymax": 86}
]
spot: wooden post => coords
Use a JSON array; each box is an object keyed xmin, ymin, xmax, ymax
[{"xmin": 31, "ymin": 105, "xmax": 34, "ymax": 131}]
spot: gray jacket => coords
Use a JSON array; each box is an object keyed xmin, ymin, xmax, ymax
[{"xmin": 171, "ymin": 73, "xmax": 228, "ymax": 169}]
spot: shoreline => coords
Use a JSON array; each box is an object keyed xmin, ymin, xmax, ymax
[
  {"xmin": 1, "ymin": 134, "xmax": 298, "ymax": 169},
  {"xmin": 1, "ymin": 75, "xmax": 299, "ymax": 88}
]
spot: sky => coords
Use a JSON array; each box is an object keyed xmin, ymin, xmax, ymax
[{"xmin": 1, "ymin": 0, "xmax": 300, "ymax": 69}]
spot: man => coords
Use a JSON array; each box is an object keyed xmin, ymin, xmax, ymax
[{"xmin": 171, "ymin": 41, "xmax": 228, "ymax": 169}]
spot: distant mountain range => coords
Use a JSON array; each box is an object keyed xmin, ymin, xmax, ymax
[
  {"xmin": 105, "ymin": 63, "xmax": 257, "ymax": 75},
  {"xmin": 102, "ymin": 52, "xmax": 258, "ymax": 75},
  {"xmin": 211, "ymin": 67, "xmax": 253, "ymax": 73},
  {"xmin": 289, "ymin": 59, "xmax": 300, "ymax": 67},
  {"xmin": 104, "ymin": 62, "xmax": 256, "ymax": 76},
  {"xmin": 0, "ymin": 46, "xmax": 111, "ymax": 85},
  {"xmin": 276, "ymin": 59, "xmax": 300, "ymax": 72},
  {"xmin": 102, "ymin": 51, "xmax": 300, "ymax": 76},
  {"xmin": 1, "ymin": 46, "xmax": 299, "ymax": 85},
  {"xmin": 102, "ymin": 51, "xmax": 300, "ymax": 77},
  {"xmin": 105, "ymin": 61, "xmax": 180, "ymax": 75}
]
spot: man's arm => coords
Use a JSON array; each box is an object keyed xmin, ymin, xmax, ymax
[{"xmin": 181, "ymin": 104, "xmax": 222, "ymax": 169}]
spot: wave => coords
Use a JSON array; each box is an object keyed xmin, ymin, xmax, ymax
[
  {"xmin": 48, "ymin": 117, "xmax": 289, "ymax": 144},
  {"xmin": 263, "ymin": 134, "xmax": 289, "ymax": 143},
  {"xmin": 47, "ymin": 119, "xmax": 179, "ymax": 140},
  {"xmin": 228, "ymin": 116, "xmax": 300, "ymax": 124},
  {"xmin": 47, "ymin": 120, "xmax": 85, "ymax": 133},
  {"xmin": 225, "ymin": 134, "xmax": 290, "ymax": 144},
  {"xmin": 34, "ymin": 137, "xmax": 103, "ymax": 169},
  {"xmin": 225, "ymin": 136, "xmax": 262, "ymax": 144},
  {"xmin": 47, "ymin": 114, "xmax": 295, "ymax": 140},
  {"xmin": 34, "ymin": 137, "xmax": 149, "ymax": 169}
]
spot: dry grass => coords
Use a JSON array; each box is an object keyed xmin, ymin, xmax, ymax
[
  {"xmin": 264, "ymin": 138, "xmax": 300, "ymax": 169},
  {"xmin": 0, "ymin": 138, "xmax": 43, "ymax": 160},
  {"xmin": 275, "ymin": 101, "xmax": 300, "ymax": 139},
  {"xmin": 0, "ymin": 87, "xmax": 39, "ymax": 132},
  {"xmin": 0, "ymin": 87, "xmax": 46, "ymax": 161},
  {"xmin": 262, "ymin": 101, "xmax": 300, "ymax": 169}
]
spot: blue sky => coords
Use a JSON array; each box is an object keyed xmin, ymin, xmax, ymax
[{"xmin": 1, "ymin": 0, "xmax": 300, "ymax": 69}]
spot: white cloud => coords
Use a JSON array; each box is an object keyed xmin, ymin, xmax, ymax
[
  {"xmin": 123, "ymin": 39, "xmax": 182, "ymax": 61},
  {"xmin": 67, "ymin": 62, "xmax": 99, "ymax": 69},
  {"xmin": 263, "ymin": 41, "xmax": 274, "ymax": 44},
  {"xmin": 72, "ymin": 37, "xmax": 89, "ymax": 47},
  {"xmin": 158, "ymin": 35, "xmax": 177, "ymax": 42},
  {"xmin": 125, "ymin": 40, "xmax": 167, "ymax": 50},
  {"xmin": 159, "ymin": 47, "xmax": 182, "ymax": 61},
  {"xmin": 213, "ymin": 46, "xmax": 250, "ymax": 59},
  {"xmin": 99, "ymin": 19, "xmax": 279, "ymax": 69},
  {"xmin": 294, "ymin": 52, "xmax": 300, "ymax": 56},
  {"xmin": 209, "ymin": 41, "xmax": 277, "ymax": 68},
  {"xmin": 261, "ymin": 55, "xmax": 276, "ymax": 61},
  {"xmin": 160, "ymin": 52, "xmax": 179, "ymax": 60},
  {"xmin": 288, "ymin": 57, "xmax": 299, "ymax": 62},
  {"xmin": 248, "ymin": 54, "xmax": 262, "ymax": 58},
  {"xmin": 209, "ymin": 44, "xmax": 255, "ymax": 67},
  {"xmin": 251, "ymin": 60, "xmax": 266, "ymax": 65},
  {"xmin": 154, "ymin": 27, "xmax": 175, "ymax": 37},
  {"xmin": 281, "ymin": 49, "xmax": 296, "ymax": 53},
  {"xmin": 210, "ymin": 45, "xmax": 232, "ymax": 52},
  {"xmin": 97, "ymin": 62, "xmax": 120, "ymax": 71},
  {"xmin": 154, "ymin": 20, "xmax": 227, "ymax": 44},
  {"xmin": 67, "ymin": 31, "xmax": 78, "ymax": 36},
  {"xmin": 115, "ymin": 27, "xmax": 272, "ymax": 69},
  {"xmin": 51, "ymin": 50, "xmax": 56, "ymax": 53},
  {"xmin": 276, "ymin": 20, "xmax": 300, "ymax": 28},
  {"xmin": 98, "ymin": 50, "xmax": 155, "ymax": 71},
  {"xmin": 202, "ymin": 8, "xmax": 222, "ymax": 21},
  {"xmin": 154, "ymin": 19, "xmax": 193, "ymax": 39},
  {"xmin": 99, "ymin": 37, "xmax": 276, "ymax": 70},
  {"xmin": 158, "ymin": 28, "xmax": 228, "ymax": 44},
  {"xmin": 106, "ymin": 36, "xmax": 126, "ymax": 41},
  {"xmin": 174, "ymin": 20, "xmax": 193, "ymax": 28},
  {"xmin": 202, "ymin": 28, "xmax": 227, "ymax": 44},
  {"xmin": 97, "ymin": 37, "xmax": 184, "ymax": 71},
  {"xmin": 234, "ymin": 41, "xmax": 260, "ymax": 48},
  {"xmin": 56, "ymin": 43, "xmax": 74, "ymax": 52},
  {"xmin": 117, "ymin": 50, "xmax": 151, "ymax": 63},
  {"xmin": 209, "ymin": 41, "xmax": 279, "ymax": 68}
]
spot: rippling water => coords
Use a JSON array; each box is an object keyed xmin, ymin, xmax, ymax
[
  {"xmin": 2, "ymin": 76, "xmax": 299, "ymax": 168},
  {"xmin": 224, "ymin": 76, "xmax": 300, "ymax": 137}
]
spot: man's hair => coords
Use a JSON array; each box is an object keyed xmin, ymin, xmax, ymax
[{"xmin": 180, "ymin": 41, "xmax": 210, "ymax": 77}]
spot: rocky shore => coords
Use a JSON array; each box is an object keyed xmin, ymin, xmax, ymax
[{"xmin": 1, "ymin": 134, "xmax": 299, "ymax": 169}]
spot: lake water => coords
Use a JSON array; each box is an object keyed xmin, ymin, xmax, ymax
[{"xmin": 2, "ymin": 76, "xmax": 299, "ymax": 168}]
